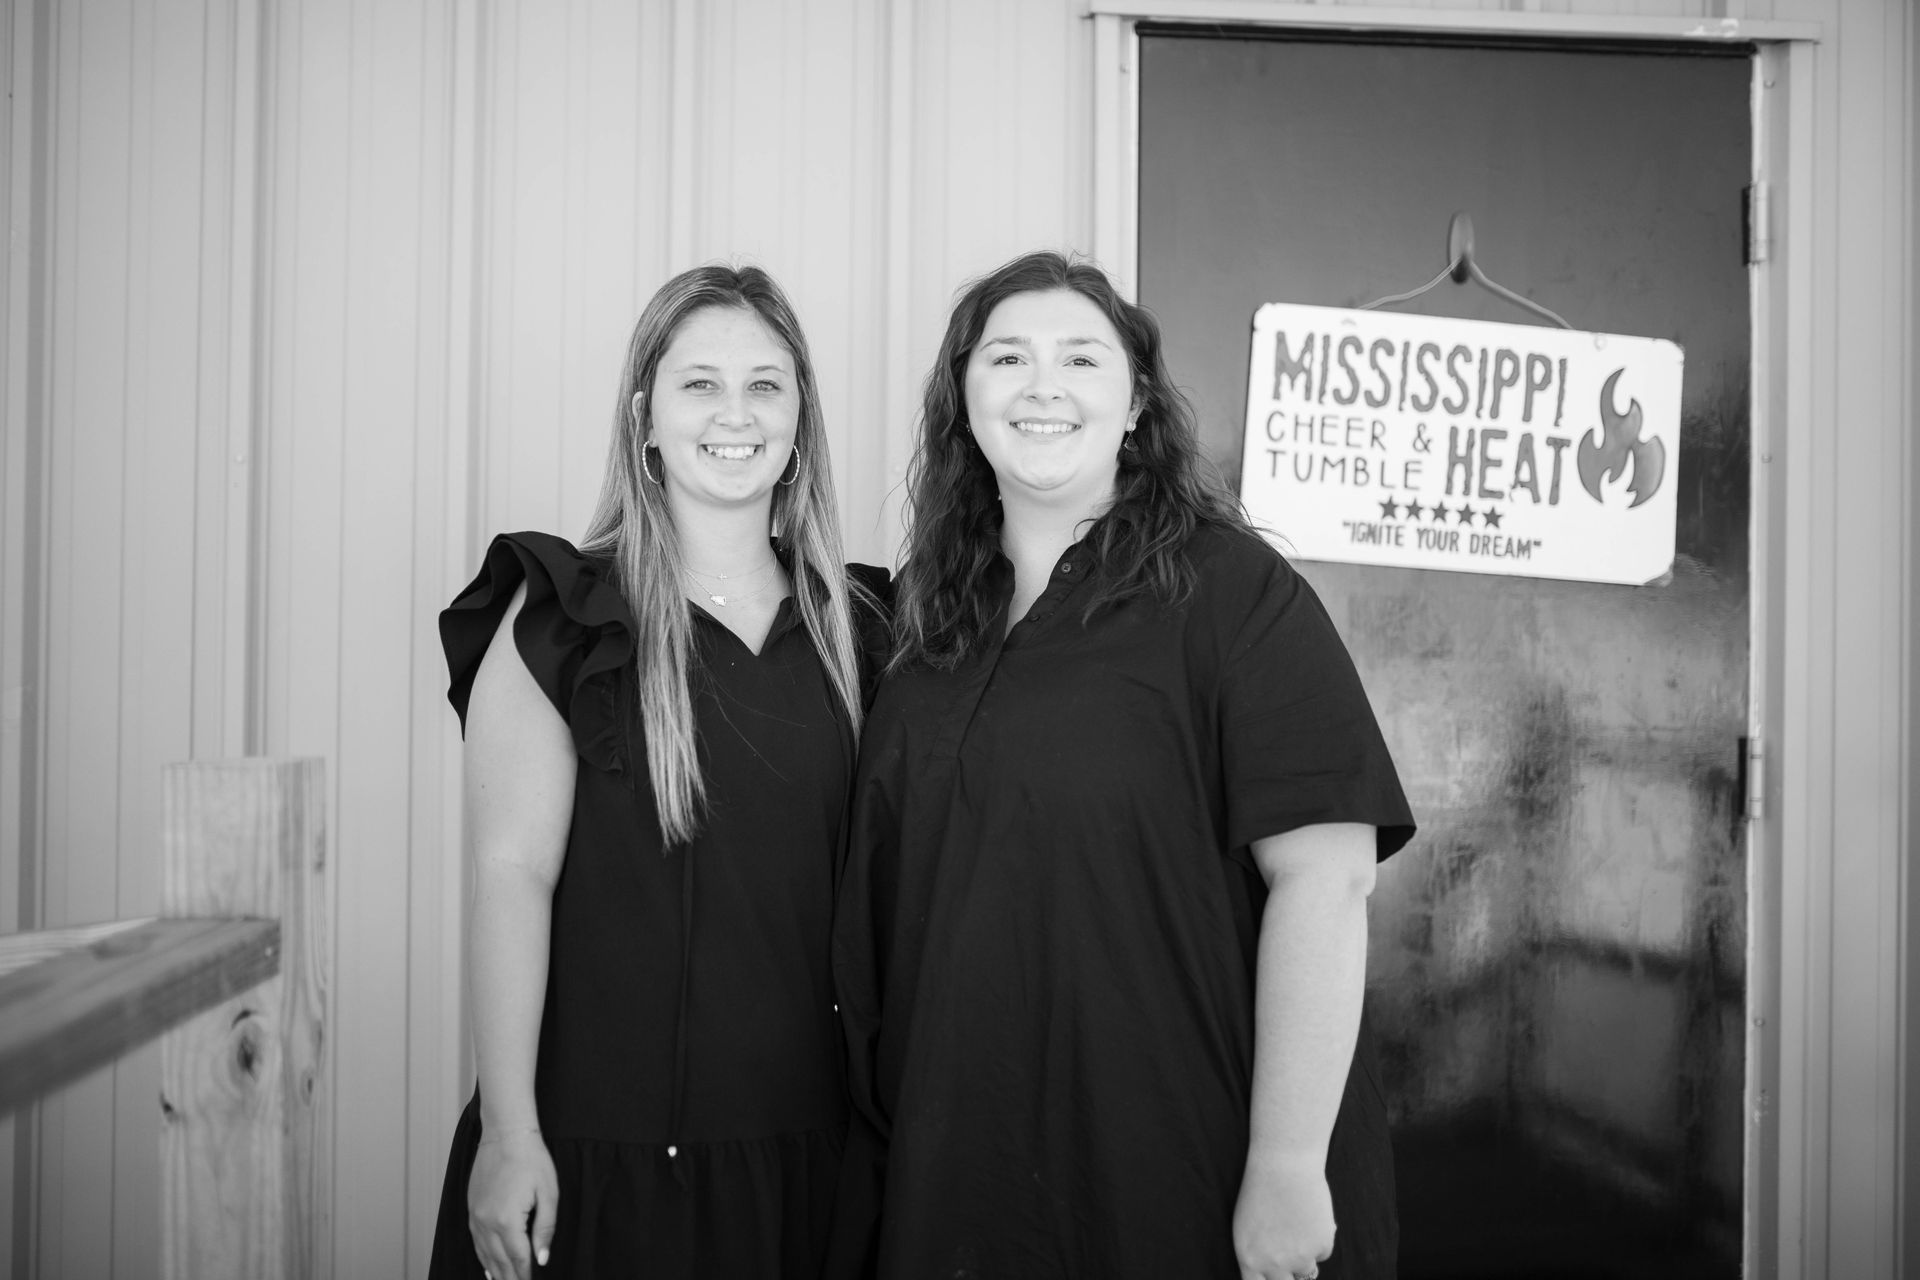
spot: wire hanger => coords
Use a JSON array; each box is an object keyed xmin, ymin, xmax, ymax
[{"xmin": 1359, "ymin": 212, "xmax": 1573, "ymax": 330}]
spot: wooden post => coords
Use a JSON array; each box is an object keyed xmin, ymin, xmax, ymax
[{"xmin": 159, "ymin": 759, "xmax": 329, "ymax": 1280}]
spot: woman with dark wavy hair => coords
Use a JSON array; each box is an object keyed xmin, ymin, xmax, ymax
[
  {"xmin": 831, "ymin": 252, "xmax": 1414, "ymax": 1280},
  {"xmin": 427, "ymin": 264, "xmax": 885, "ymax": 1280}
]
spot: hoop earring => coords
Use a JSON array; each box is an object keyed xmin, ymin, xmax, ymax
[
  {"xmin": 779, "ymin": 445, "xmax": 802, "ymax": 487},
  {"xmin": 640, "ymin": 437, "xmax": 662, "ymax": 485}
]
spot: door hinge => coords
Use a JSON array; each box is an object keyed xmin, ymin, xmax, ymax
[
  {"xmin": 1742, "ymin": 735, "xmax": 1765, "ymax": 822},
  {"xmin": 1743, "ymin": 182, "xmax": 1771, "ymax": 266}
]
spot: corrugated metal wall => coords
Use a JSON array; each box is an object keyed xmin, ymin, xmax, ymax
[
  {"xmin": 254, "ymin": 5, "xmax": 465, "ymax": 1269},
  {"xmin": 469, "ymin": 0, "xmax": 1092, "ymax": 561},
  {"xmin": 0, "ymin": 0, "xmax": 1910, "ymax": 1276},
  {"xmin": 1, "ymin": 1, "xmax": 258, "ymax": 1273}
]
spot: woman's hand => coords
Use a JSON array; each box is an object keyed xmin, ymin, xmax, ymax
[
  {"xmin": 462, "ymin": 585, "xmax": 571, "ymax": 1279},
  {"xmin": 467, "ymin": 1129, "xmax": 558, "ymax": 1279},
  {"xmin": 1232, "ymin": 1155, "xmax": 1334, "ymax": 1280},
  {"xmin": 1235, "ymin": 824, "xmax": 1374, "ymax": 1280}
]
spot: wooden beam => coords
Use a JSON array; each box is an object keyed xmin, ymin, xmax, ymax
[
  {"xmin": 0, "ymin": 917, "xmax": 280, "ymax": 1113},
  {"xmin": 160, "ymin": 758, "xmax": 327, "ymax": 1280},
  {"xmin": 0, "ymin": 918, "xmax": 149, "ymax": 980}
]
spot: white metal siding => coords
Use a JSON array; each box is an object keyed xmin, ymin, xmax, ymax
[
  {"xmin": 2, "ymin": 1, "xmax": 255, "ymax": 1274},
  {"xmin": 0, "ymin": 0, "xmax": 1910, "ymax": 1276}
]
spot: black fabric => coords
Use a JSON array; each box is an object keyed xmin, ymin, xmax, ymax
[
  {"xmin": 428, "ymin": 531, "xmax": 890, "ymax": 1280},
  {"xmin": 830, "ymin": 522, "xmax": 1415, "ymax": 1280}
]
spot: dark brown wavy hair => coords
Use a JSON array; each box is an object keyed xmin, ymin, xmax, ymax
[{"xmin": 892, "ymin": 250, "xmax": 1249, "ymax": 672}]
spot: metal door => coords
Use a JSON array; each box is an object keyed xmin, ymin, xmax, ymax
[{"xmin": 1138, "ymin": 31, "xmax": 1751, "ymax": 1279}]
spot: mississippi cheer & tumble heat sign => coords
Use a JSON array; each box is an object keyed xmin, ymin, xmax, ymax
[{"xmin": 1239, "ymin": 303, "xmax": 1683, "ymax": 585}]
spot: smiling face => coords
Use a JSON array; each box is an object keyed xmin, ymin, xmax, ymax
[
  {"xmin": 642, "ymin": 305, "xmax": 801, "ymax": 519},
  {"xmin": 963, "ymin": 289, "xmax": 1138, "ymax": 517}
]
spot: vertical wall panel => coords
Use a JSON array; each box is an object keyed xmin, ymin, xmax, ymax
[
  {"xmin": 7, "ymin": 0, "xmax": 262, "ymax": 1275},
  {"xmin": 1810, "ymin": 0, "xmax": 1909, "ymax": 1273},
  {"xmin": 838, "ymin": 0, "xmax": 896, "ymax": 555},
  {"xmin": 256, "ymin": 1, "xmax": 468, "ymax": 1273},
  {"xmin": 111, "ymin": 9, "xmax": 219, "ymax": 1266},
  {"xmin": 1737, "ymin": 0, "xmax": 1919, "ymax": 1275},
  {"xmin": 332, "ymin": 2, "xmax": 428, "ymax": 1269},
  {"xmin": 405, "ymin": 4, "xmax": 473, "ymax": 1265},
  {"xmin": 263, "ymin": 14, "xmax": 351, "ymax": 1261},
  {"xmin": 1904, "ymin": 3, "xmax": 1920, "ymax": 1269},
  {"xmin": 0, "ymin": 0, "xmax": 37, "ymax": 950},
  {"xmin": 871, "ymin": 0, "xmax": 918, "ymax": 554},
  {"xmin": 885, "ymin": 0, "xmax": 1092, "ymax": 561},
  {"xmin": 553, "ymin": 1, "xmax": 642, "ymax": 535},
  {"xmin": 260, "ymin": 0, "xmax": 352, "ymax": 1268},
  {"xmin": 468, "ymin": 0, "xmax": 722, "ymax": 549},
  {"xmin": 492, "ymin": 2, "xmax": 572, "ymax": 536},
  {"xmin": 40, "ymin": 3, "xmax": 144, "ymax": 1275},
  {"xmin": 0, "ymin": 2, "xmax": 30, "ymax": 1272},
  {"xmin": 192, "ymin": 0, "xmax": 261, "ymax": 765},
  {"xmin": 790, "ymin": 1, "xmax": 863, "ymax": 386},
  {"xmin": 44, "ymin": 0, "xmax": 130, "ymax": 951}
]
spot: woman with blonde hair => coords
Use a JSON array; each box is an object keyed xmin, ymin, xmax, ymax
[{"xmin": 429, "ymin": 264, "xmax": 885, "ymax": 1279}]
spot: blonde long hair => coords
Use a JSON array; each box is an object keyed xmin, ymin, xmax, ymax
[{"xmin": 580, "ymin": 265, "xmax": 866, "ymax": 845}]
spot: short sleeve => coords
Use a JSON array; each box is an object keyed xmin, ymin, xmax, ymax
[
  {"xmin": 440, "ymin": 531, "xmax": 635, "ymax": 774},
  {"xmin": 1213, "ymin": 537, "xmax": 1416, "ymax": 864}
]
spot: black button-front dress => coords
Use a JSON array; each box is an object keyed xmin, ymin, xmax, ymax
[
  {"xmin": 428, "ymin": 531, "xmax": 888, "ymax": 1279},
  {"xmin": 831, "ymin": 522, "xmax": 1416, "ymax": 1280}
]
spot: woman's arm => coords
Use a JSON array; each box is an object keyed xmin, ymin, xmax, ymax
[
  {"xmin": 464, "ymin": 582, "xmax": 575, "ymax": 1280},
  {"xmin": 1233, "ymin": 822, "xmax": 1378, "ymax": 1280}
]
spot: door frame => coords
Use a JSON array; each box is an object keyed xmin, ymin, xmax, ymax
[{"xmin": 1088, "ymin": 7, "xmax": 1852, "ymax": 1280}]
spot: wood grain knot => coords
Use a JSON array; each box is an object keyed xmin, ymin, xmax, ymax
[{"xmin": 229, "ymin": 1009, "xmax": 266, "ymax": 1082}]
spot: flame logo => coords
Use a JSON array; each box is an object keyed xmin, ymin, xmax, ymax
[{"xmin": 1577, "ymin": 369, "xmax": 1664, "ymax": 508}]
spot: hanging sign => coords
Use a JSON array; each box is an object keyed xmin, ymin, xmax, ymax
[{"xmin": 1240, "ymin": 303, "xmax": 1683, "ymax": 585}]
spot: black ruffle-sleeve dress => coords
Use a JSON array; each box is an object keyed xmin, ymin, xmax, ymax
[
  {"xmin": 830, "ymin": 522, "xmax": 1417, "ymax": 1280},
  {"xmin": 428, "ymin": 531, "xmax": 889, "ymax": 1279}
]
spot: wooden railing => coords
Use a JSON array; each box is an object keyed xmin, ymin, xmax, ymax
[
  {"xmin": 0, "ymin": 916, "xmax": 280, "ymax": 1111},
  {"xmin": 0, "ymin": 758, "xmax": 328, "ymax": 1280}
]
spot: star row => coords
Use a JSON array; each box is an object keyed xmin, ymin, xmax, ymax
[{"xmin": 1378, "ymin": 498, "xmax": 1504, "ymax": 529}]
